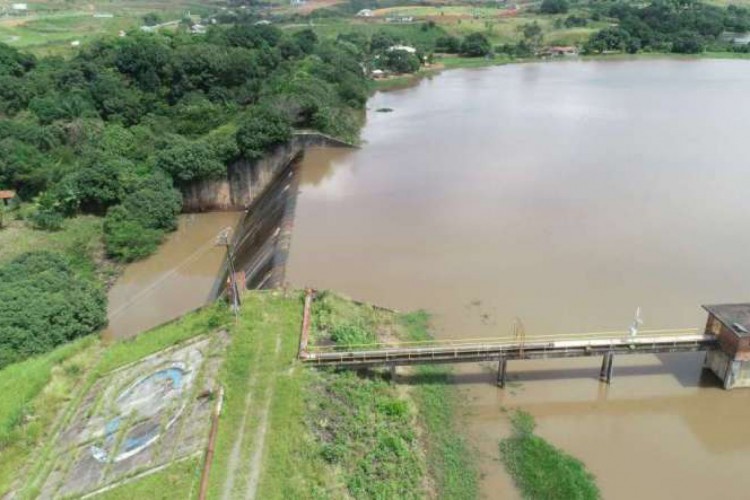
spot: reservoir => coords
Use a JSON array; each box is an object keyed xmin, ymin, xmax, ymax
[{"xmin": 286, "ymin": 60, "xmax": 750, "ymax": 499}]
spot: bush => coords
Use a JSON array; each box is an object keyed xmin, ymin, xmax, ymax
[
  {"xmin": 461, "ymin": 33, "xmax": 492, "ymax": 57},
  {"xmin": 540, "ymin": 0, "xmax": 569, "ymax": 14},
  {"xmin": 156, "ymin": 139, "xmax": 226, "ymax": 185},
  {"xmin": 0, "ymin": 251, "xmax": 106, "ymax": 369}
]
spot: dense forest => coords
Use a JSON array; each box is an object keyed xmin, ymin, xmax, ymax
[
  {"xmin": 0, "ymin": 22, "xmax": 369, "ymax": 367},
  {"xmin": 585, "ymin": 0, "xmax": 750, "ymax": 54},
  {"xmin": 0, "ymin": 24, "xmax": 368, "ymax": 260}
]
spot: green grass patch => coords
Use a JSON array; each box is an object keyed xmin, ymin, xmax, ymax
[
  {"xmin": 500, "ymin": 410, "xmax": 600, "ymax": 500},
  {"xmin": 92, "ymin": 456, "xmax": 202, "ymax": 500},
  {"xmin": 0, "ymin": 336, "xmax": 96, "ymax": 494}
]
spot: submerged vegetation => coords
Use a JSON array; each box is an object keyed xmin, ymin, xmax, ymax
[{"xmin": 500, "ymin": 410, "xmax": 600, "ymax": 500}]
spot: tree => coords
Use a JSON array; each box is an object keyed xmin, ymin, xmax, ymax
[
  {"xmin": 520, "ymin": 22, "xmax": 544, "ymax": 52},
  {"xmin": 461, "ymin": 33, "xmax": 492, "ymax": 57},
  {"xmin": 156, "ymin": 139, "xmax": 226, "ymax": 185},
  {"xmin": 381, "ymin": 49, "xmax": 420, "ymax": 74},
  {"xmin": 435, "ymin": 36, "xmax": 462, "ymax": 54},
  {"xmin": 236, "ymin": 106, "xmax": 292, "ymax": 159},
  {"xmin": 540, "ymin": 0, "xmax": 569, "ymax": 14}
]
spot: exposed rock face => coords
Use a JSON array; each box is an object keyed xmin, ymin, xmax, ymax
[{"xmin": 181, "ymin": 132, "xmax": 353, "ymax": 212}]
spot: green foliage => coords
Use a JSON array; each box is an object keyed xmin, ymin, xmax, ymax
[
  {"xmin": 103, "ymin": 174, "xmax": 181, "ymax": 262},
  {"xmin": 0, "ymin": 251, "xmax": 106, "ymax": 369},
  {"xmin": 236, "ymin": 106, "xmax": 292, "ymax": 159},
  {"xmin": 586, "ymin": 1, "xmax": 749, "ymax": 55},
  {"xmin": 381, "ymin": 49, "xmax": 421, "ymax": 74},
  {"xmin": 540, "ymin": 0, "xmax": 569, "ymax": 15},
  {"xmin": 436, "ymin": 35, "xmax": 462, "ymax": 54},
  {"xmin": 500, "ymin": 410, "xmax": 600, "ymax": 500},
  {"xmin": 330, "ymin": 321, "xmax": 376, "ymax": 347},
  {"xmin": 461, "ymin": 33, "xmax": 492, "ymax": 57},
  {"xmin": 30, "ymin": 192, "xmax": 64, "ymax": 231},
  {"xmin": 156, "ymin": 138, "xmax": 226, "ymax": 185}
]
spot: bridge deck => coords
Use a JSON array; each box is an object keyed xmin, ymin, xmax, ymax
[{"xmin": 300, "ymin": 330, "xmax": 718, "ymax": 368}]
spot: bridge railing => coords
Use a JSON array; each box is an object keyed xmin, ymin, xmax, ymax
[{"xmin": 305, "ymin": 328, "xmax": 702, "ymax": 354}]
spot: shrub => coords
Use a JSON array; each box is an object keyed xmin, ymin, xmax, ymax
[
  {"xmin": 461, "ymin": 33, "xmax": 492, "ymax": 57},
  {"xmin": 0, "ymin": 251, "xmax": 106, "ymax": 369},
  {"xmin": 540, "ymin": 0, "xmax": 569, "ymax": 14}
]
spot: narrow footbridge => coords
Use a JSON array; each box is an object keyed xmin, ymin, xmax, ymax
[
  {"xmin": 300, "ymin": 329, "xmax": 716, "ymax": 368},
  {"xmin": 296, "ymin": 290, "xmax": 719, "ymax": 385}
]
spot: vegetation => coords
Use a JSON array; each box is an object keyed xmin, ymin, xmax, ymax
[
  {"xmin": 500, "ymin": 410, "xmax": 600, "ymax": 500},
  {"xmin": 0, "ymin": 21, "xmax": 367, "ymax": 262},
  {"xmin": 0, "ymin": 251, "xmax": 106, "ymax": 369},
  {"xmin": 585, "ymin": 1, "xmax": 750, "ymax": 54}
]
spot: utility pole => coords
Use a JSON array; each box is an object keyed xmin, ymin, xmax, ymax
[{"xmin": 216, "ymin": 227, "xmax": 241, "ymax": 320}]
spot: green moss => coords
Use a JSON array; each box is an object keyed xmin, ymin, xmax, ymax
[{"xmin": 500, "ymin": 410, "xmax": 600, "ymax": 500}]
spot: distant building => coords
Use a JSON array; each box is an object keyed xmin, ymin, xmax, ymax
[
  {"xmin": 191, "ymin": 24, "xmax": 207, "ymax": 34},
  {"xmin": 371, "ymin": 69, "xmax": 386, "ymax": 78},
  {"xmin": 70, "ymin": 40, "xmax": 80, "ymax": 47},
  {"xmin": 0, "ymin": 190, "xmax": 16, "ymax": 207},
  {"xmin": 385, "ymin": 16, "xmax": 414, "ymax": 23},
  {"xmin": 92, "ymin": 13, "xmax": 114, "ymax": 18},
  {"xmin": 254, "ymin": 20, "xmax": 271, "ymax": 26},
  {"xmin": 11, "ymin": 3, "xmax": 27, "ymax": 11},
  {"xmin": 387, "ymin": 45, "xmax": 417, "ymax": 54},
  {"xmin": 540, "ymin": 46, "xmax": 578, "ymax": 57},
  {"xmin": 356, "ymin": 9, "xmax": 374, "ymax": 17}
]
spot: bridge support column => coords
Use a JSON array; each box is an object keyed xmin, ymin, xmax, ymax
[
  {"xmin": 497, "ymin": 358, "xmax": 508, "ymax": 388},
  {"xmin": 600, "ymin": 352, "xmax": 614, "ymax": 384}
]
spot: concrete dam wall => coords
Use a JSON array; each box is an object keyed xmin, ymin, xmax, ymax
[{"xmin": 181, "ymin": 132, "xmax": 353, "ymax": 212}]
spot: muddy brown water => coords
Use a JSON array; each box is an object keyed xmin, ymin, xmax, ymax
[
  {"xmin": 104, "ymin": 212, "xmax": 240, "ymax": 340},
  {"xmin": 286, "ymin": 60, "xmax": 750, "ymax": 499}
]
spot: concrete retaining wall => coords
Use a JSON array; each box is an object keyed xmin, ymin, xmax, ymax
[{"xmin": 181, "ymin": 132, "xmax": 353, "ymax": 212}]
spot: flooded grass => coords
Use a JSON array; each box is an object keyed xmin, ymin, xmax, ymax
[{"xmin": 500, "ymin": 410, "xmax": 600, "ymax": 500}]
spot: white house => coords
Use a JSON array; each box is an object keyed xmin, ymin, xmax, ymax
[
  {"xmin": 387, "ymin": 45, "xmax": 417, "ymax": 54},
  {"xmin": 356, "ymin": 9, "xmax": 374, "ymax": 17}
]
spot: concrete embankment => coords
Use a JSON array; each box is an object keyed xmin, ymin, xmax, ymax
[{"xmin": 181, "ymin": 132, "xmax": 354, "ymax": 212}]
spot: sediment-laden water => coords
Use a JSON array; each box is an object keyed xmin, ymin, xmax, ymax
[
  {"xmin": 286, "ymin": 60, "xmax": 750, "ymax": 499},
  {"xmin": 104, "ymin": 212, "xmax": 240, "ymax": 340}
]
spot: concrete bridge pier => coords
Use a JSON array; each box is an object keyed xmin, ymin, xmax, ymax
[
  {"xmin": 600, "ymin": 352, "xmax": 614, "ymax": 384},
  {"xmin": 497, "ymin": 358, "xmax": 508, "ymax": 388}
]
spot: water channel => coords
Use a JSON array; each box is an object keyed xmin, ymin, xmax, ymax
[{"xmin": 285, "ymin": 59, "xmax": 750, "ymax": 499}]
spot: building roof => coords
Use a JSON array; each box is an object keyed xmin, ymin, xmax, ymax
[
  {"xmin": 0, "ymin": 190, "xmax": 16, "ymax": 200},
  {"xmin": 703, "ymin": 303, "xmax": 750, "ymax": 337}
]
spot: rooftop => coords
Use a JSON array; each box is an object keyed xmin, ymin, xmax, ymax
[
  {"xmin": 703, "ymin": 303, "xmax": 750, "ymax": 337},
  {"xmin": 0, "ymin": 190, "xmax": 16, "ymax": 200}
]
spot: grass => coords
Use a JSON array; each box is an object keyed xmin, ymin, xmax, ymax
[
  {"xmin": 92, "ymin": 456, "xmax": 203, "ymax": 500},
  {"xmin": 499, "ymin": 410, "xmax": 600, "ymax": 500},
  {"xmin": 0, "ymin": 214, "xmax": 106, "ymax": 276},
  {"xmin": 401, "ymin": 311, "xmax": 479, "ymax": 500},
  {"xmin": 0, "ymin": 336, "xmax": 96, "ymax": 492}
]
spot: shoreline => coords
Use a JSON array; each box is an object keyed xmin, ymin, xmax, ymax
[{"xmin": 371, "ymin": 51, "xmax": 750, "ymax": 91}]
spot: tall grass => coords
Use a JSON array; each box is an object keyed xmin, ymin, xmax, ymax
[
  {"xmin": 401, "ymin": 311, "xmax": 479, "ymax": 500},
  {"xmin": 0, "ymin": 336, "xmax": 93, "ymax": 445},
  {"xmin": 500, "ymin": 410, "xmax": 600, "ymax": 500}
]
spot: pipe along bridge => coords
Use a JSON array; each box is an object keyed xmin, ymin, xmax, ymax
[{"xmin": 297, "ymin": 294, "xmax": 718, "ymax": 386}]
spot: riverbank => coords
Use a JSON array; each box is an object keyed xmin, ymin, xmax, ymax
[
  {"xmin": 0, "ymin": 291, "xmax": 477, "ymax": 498},
  {"xmin": 370, "ymin": 50, "xmax": 750, "ymax": 91}
]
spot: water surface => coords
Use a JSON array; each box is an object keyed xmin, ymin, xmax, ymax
[{"xmin": 287, "ymin": 59, "xmax": 750, "ymax": 499}]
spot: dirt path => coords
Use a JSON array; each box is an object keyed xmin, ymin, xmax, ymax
[{"xmin": 244, "ymin": 336, "xmax": 282, "ymax": 500}]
